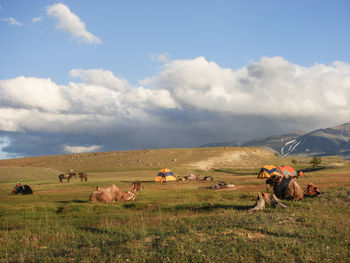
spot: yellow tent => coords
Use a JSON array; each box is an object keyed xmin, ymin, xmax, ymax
[
  {"xmin": 257, "ymin": 165, "xmax": 281, "ymax": 179},
  {"xmin": 155, "ymin": 168, "xmax": 177, "ymax": 182}
]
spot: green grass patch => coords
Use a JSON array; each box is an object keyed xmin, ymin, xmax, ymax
[{"xmin": 0, "ymin": 162, "xmax": 349, "ymax": 262}]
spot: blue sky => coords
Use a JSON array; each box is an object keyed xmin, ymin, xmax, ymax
[{"xmin": 0, "ymin": 0, "xmax": 350, "ymax": 158}]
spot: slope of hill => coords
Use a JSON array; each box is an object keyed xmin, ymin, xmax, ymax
[{"xmin": 0, "ymin": 147, "xmax": 281, "ymax": 172}]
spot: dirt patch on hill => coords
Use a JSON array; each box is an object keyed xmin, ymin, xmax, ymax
[{"xmin": 188, "ymin": 148, "xmax": 277, "ymax": 170}]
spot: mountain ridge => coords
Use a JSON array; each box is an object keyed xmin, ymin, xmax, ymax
[{"xmin": 201, "ymin": 122, "xmax": 350, "ymax": 159}]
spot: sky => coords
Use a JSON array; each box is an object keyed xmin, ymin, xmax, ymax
[{"xmin": 0, "ymin": 0, "xmax": 350, "ymax": 159}]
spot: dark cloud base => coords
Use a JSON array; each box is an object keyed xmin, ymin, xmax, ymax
[{"xmin": 0, "ymin": 111, "xmax": 326, "ymax": 158}]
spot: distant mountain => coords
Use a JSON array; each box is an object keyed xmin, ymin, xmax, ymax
[
  {"xmin": 200, "ymin": 140, "xmax": 240, "ymax": 148},
  {"xmin": 200, "ymin": 123, "xmax": 350, "ymax": 159},
  {"xmin": 242, "ymin": 131, "xmax": 305, "ymax": 153},
  {"xmin": 243, "ymin": 123, "xmax": 350, "ymax": 159}
]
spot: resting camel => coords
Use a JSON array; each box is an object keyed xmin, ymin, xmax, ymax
[
  {"xmin": 251, "ymin": 174, "xmax": 319, "ymax": 211},
  {"xmin": 89, "ymin": 181, "xmax": 142, "ymax": 203}
]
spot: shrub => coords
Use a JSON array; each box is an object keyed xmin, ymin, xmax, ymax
[{"xmin": 310, "ymin": 156, "xmax": 322, "ymax": 168}]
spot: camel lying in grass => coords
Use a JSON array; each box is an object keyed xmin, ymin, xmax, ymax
[
  {"xmin": 251, "ymin": 174, "xmax": 319, "ymax": 211},
  {"xmin": 89, "ymin": 181, "xmax": 142, "ymax": 203}
]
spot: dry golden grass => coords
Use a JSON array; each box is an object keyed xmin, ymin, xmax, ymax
[{"xmin": 0, "ymin": 147, "xmax": 349, "ymax": 262}]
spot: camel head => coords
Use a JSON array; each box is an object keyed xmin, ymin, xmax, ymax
[
  {"xmin": 131, "ymin": 181, "xmax": 144, "ymax": 192},
  {"xmin": 265, "ymin": 173, "xmax": 283, "ymax": 187}
]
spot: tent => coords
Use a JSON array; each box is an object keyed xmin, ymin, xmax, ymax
[
  {"xmin": 276, "ymin": 165, "xmax": 297, "ymax": 178},
  {"xmin": 257, "ymin": 165, "xmax": 281, "ymax": 179},
  {"xmin": 155, "ymin": 168, "xmax": 177, "ymax": 182}
]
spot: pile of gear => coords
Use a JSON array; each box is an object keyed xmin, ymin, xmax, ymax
[
  {"xmin": 177, "ymin": 174, "xmax": 214, "ymax": 182},
  {"xmin": 12, "ymin": 182, "xmax": 33, "ymax": 195},
  {"xmin": 211, "ymin": 181, "xmax": 235, "ymax": 190}
]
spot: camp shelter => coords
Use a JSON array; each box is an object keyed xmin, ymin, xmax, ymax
[
  {"xmin": 276, "ymin": 165, "xmax": 297, "ymax": 178},
  {"xmin": 257, "ymin": 165, "xmax": 281, "ymax": 179},
  {"xmin": 155, "ymin": 168, "xmax": 177, "ymax": 182}
]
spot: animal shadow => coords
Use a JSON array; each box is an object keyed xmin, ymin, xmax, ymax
[{"xmin": 55, "ymin": 200, "xmax": 89, "ymax": 204}]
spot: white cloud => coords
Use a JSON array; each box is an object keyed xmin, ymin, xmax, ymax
[
  {"xmin": 63, "ymin": 144, "xmax": 102, "ymax": 153},
  {"xmin": 32, "ymin": 17, "xmax": 41, "ymax": 23},
  {"xmin": 0, "ymin": 69, "xmax": 178, "ymax": 134},
  {"xmin": 69, "ymin": 69, "xmax": 129, "ymax": 91},
  {"xmin": 0, "ymin": 57, "xmax": 350, "ymax": 157},
  {"xmin": 0, "ymin": 136, "xmax": 11, "ymax": 160},
  {"xmin": 46, "ymin": 3, "xmax": 101, "ymax": 44},
  {"xmin": 142, "ymin": 56, "xmax": 350, "ymax": 121},
  {"xmin": 1, "ymin": 17, "xmax": 22, "ymax": 26},
  {"xmin": 150, "ymin": 52, "xmax": 170, "ymax": 63},
  {"xmin": 0, "ymin": 76, "xmax": 70, "ymax": 113}
]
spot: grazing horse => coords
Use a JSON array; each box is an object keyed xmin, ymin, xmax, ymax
[
  {"xmin": 78, "ymin": 172, "xmax": 88, "ymax": 182},
  {"xmin": 12, "ymin": 183, "xmax": 33, "ymax": 195},
  {"xmin": 59, "ymin": 173, "xmax": 75, "ymax": 183},
  {"xmin": 89, "ymin": 182, "xmax": 142, "ymax": 203}
]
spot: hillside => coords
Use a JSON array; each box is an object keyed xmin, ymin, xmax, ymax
[
  {"xmin": 242, "ymin": 131, "xmax": 305, "ymax": 153},
  {"xmin": 279, "ymin": 123, "xmax": 350, "ymax": 158},
  {"xmin": 205, "ymin": 123, "xmax": 350, "ymax": 159},
  {"xmin": 0, "ymin": 147, "xmax": 281, "ymax": 172}
]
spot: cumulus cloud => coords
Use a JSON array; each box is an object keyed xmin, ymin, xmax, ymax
[
  {"xmin": 46, "ymin": 3, "xmax": 101, "ymax": 44},
  {"xmin": 32, "ymin": 17, "xmax": 41, "ymax": 23},
  {"xmin": 0, "ymin": 136, "xmax": 11, "ymax": 160},
  {"xmin": 69, "ymin": 69, "xmax": 129, "ymax": 91},
  {"xmin": 0, "ymin": 69, "xmax": 178, "ymax": 135},
  {"xmin": 142, "ymin": 56, "xmax": 350, "ymax": 121},
  {"xmin": 150, "ymin": 52, "xmax": 170, "ymax": 63},
  {"xmin": 63, "ymin": 144, "xmax": 102, "ymax": 153},
  {"xmin": 0, "ymin": 56, "xmax": 349, "ymax": 158},
  {"xmin": 1, "ymin": 17, "xmax": 22, "ymax": 26},
  {"xmin": 0, "ymin": 76, "xmax": 69, "ymax": 113}
]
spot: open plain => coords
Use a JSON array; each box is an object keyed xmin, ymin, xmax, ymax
[{"xmin": 0, "ymin": 147, "xmax": 349, "ymax": 262}]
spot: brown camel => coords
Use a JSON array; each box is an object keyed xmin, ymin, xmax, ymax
[
  {"xmin": 265, "ymin": 174, "xmax": 304, "ymax": 201},
  {"xmin": 132, "ymin": 181, "xmax": 144, "ymax": 192},
  {"xmin": 251, "ymin": 174, "xmax": 319, "ymax": 211},
  {"xmin": 89, "ymin": 182, "xmax": 141, "ymax": 203}
]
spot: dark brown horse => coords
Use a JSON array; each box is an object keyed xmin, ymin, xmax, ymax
[
  {"xmin": 78, "ymin": 172, "xmax": 88, "ymax": 182},
  {"xmin": 58, "ymin": 173, "xmax": 76, "ymax": 182}
]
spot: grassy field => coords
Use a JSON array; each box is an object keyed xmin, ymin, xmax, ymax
[{"xmin": 0, "ymin": 148, "xmax": 349, "ymax": 262}]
